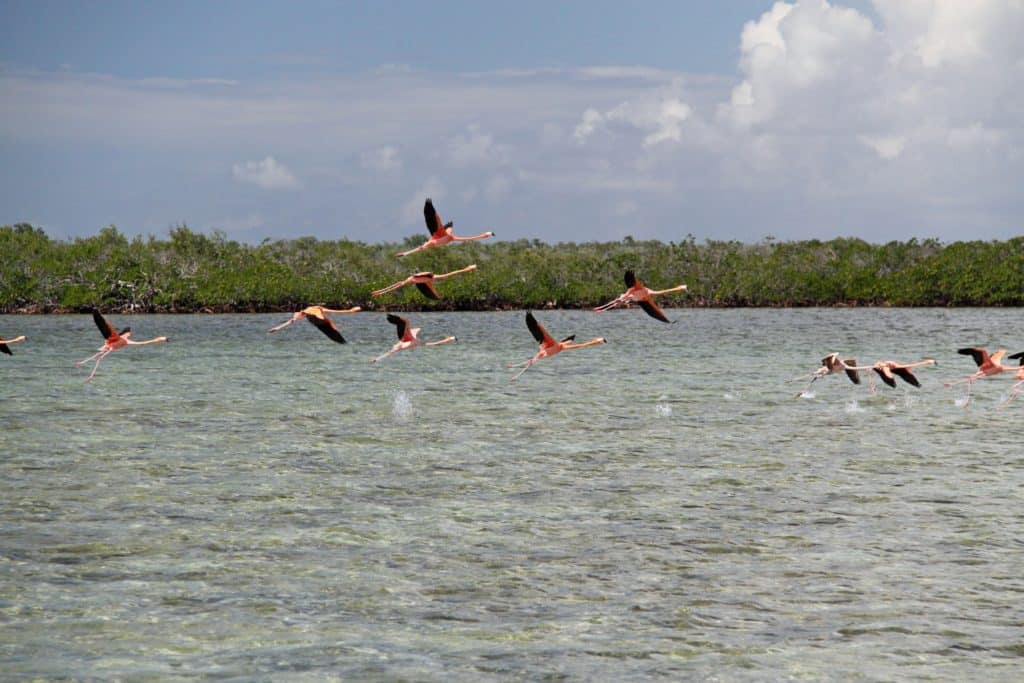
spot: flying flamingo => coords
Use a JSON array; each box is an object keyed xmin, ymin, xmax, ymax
[
  {"xmin": 842, "ymin": 358, "xmax": 937, "ymax": 392},
  {"xmin": 509, "ymin": 311, "xmax": 607, "ymax": 380},
  {"xmin": 75, "ymin": 310, "xmax": 169, "ymax": 382},
  {"xmin": 371, "ymin": 264, "xmax": 478, "ymax": 300},
  {"xmin": 395, "ymin": 198, "xmax": 494, "ymax": 258},
  {"xmin": 268, "ymin": 305, "xmax": 361, "ymax": 344},
  {"xmin": 1002, "ymin": 351, "xmax": 1024, "ymax": 406},
  {"xmin": 946, "ymin": 347, "xmax": 1020, "ymax": 404},
  {"xmin": 593, "ymin": 270, "xmax": 687, "ymax": 323},
  {"xmin": 0, "ymin": 335, "xmax": 26, "ymax": 355},
  {"xmin": 370, "ymin": 314, "xmax": 457, "ymax": 364},
  {"xmin": 793, "ymin": 352, "xmax": 860, "ymax": 397}
]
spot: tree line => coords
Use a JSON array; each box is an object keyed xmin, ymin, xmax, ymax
[{"xmin": 1, "ymin": 223, "xmax": 1021, "ymax": 313}]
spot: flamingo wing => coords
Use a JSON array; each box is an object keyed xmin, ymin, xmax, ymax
[
  {"xmin": 414, "ymin": 281, "xmax": 441, "ymax": 300},
  {"xmin": 637, "ymin": 299, "xmax": 673, "ymax": 324},
  {"xmin": 1008, "ymin": 351, "xmax": 1024, "ymax": 366},
  {"xmin": 0, "ymin": 342, "xmax": 11, "ymax": 355},
  {"xmin": 842, "ymin": 360, "xmax": 861, "ymax": 384},
  {"xmin": 423, "ymin": 199, "xmax": 446, "ymax": 238},
  {"xmin": 958, "ymin": 347, "xmax": 989, "ymax": 367},
  {"xmin": 525, "ymin": 312, "xmax": 554, "ymax": 345},
  {"xmin": 624, "ymin": 270, "xmax": 637, "ymax": 288},
  {"xmin": 305, "ymin": 314, "xmax": 346, "ymax": 344},
  {"xmin": 91, "ymin": 310, "xmax": 118, "ymax": 340},
  {"xmin": 891, "ymin": 366, "xmax": 921, "ymax": 387},
  {"xmin": 872, "ymin": 367, "xmax": 897, "ymax": 388},
  {"xmin": 387, "ymin": 313, "xmax": 410, "ymax": 340}
]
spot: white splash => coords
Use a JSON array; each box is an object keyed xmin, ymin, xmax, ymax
[
  {"xmin": 392, "ymin": 391, "xmax": 414, "ymax": 420},
  {"xmin": 954, "ymin": 396, "xmax": 970, "ymax": 409},
  {"xmin": 655, "ymin": 403, "xmax": 673, "ymax": 417},
  {"xmin": 799, "ymin": 390, "xmax": 816, "ymax": 400},
  {"xmin": 845, "ymin": 400, "xmax": 865, "ymax": 413}
]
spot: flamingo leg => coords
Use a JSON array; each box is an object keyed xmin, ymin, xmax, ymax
[
  {"xmin": 268, "ymin": 316, "xmax": 300, "ymax": 333},
  {"xmin": 593, "ymin": 295, "xmax": 628, "ymax": 312},
  {"xmin": 75, "ymin": 348, "xmax": 108, "ymax": 366},
  {"xmin": 370, "ymin": 347, "xmax": 401, "ymax": 364},
  {"xmin": 371, "ymin": 280, "xmax": 410, "ymax": 297},
  {"xmin": 83, "ymin": 349, "xmax": 111, "ymax": 382},
  {"xmin": 396, "ymin": 242, "xmax": 432, "ymax": 258}
]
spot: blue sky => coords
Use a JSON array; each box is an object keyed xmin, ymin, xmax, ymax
[{"xmin": 1, "ymin": 1, "xmax": 1020, "ymax": 245}]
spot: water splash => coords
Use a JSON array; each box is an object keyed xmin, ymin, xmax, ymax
[
  {"xmin": 845, "ymin": 400, "xmax": 865, "ymax": 413},
  {"xmin": 655, "ymin": 403, "xmax": 672, "ymax": 417},
  {"xmin": 799, "ymin": 390, "xmax": 816, "ymax": 400},
  {"xmin": 954, "ymin": 396, "xmax": 970, "ymax": 409},
  {"xmin": 392, "ymin": 391, "xmax": 413, "ymax": 420}
]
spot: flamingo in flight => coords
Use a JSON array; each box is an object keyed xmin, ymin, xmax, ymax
[
  {"xmin": 1002, "ymin": 351, "xmax": 1024, "ymax": 406},
  {"xmin": 370, "ymin": 314, "xmax": 457, "ymax": 364},
  {"xmin": 509, "ymin": 312, "xmax": 607, "ymax": 380},
  {"xmin": 371, "ymin": 264, "xmax": 478, "ymax": 300},
  {"xmin": 0, "ymin": 335, "xmax": 26, "ymax": 355},
  {"xmin": 793, "ymin": 352, "xmax": 860, "ymax": 397},
  {"xmin": 268, "ymin": 305, "xmax": 361, "ymax": 344},
  {"xmin": 75, "ymin": 310, "xmax": 169, "ymax": 382},
  {"xmin": 593, "ymin": 270, "xmax": 687, "ymax": 323},
  {"xmin": 947, "ymin": 347, "xmax": 1022, "ymax": 404},
  {"xmin": 395, "ymin": 198, "xmax": 494, "ymax": 258},
  {"xmin": 842, "ymin": 358, "xmax": 937, "ymax": 392}
]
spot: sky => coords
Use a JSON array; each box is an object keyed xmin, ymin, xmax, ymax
[{"xmin": 1, "ymin": 0, "xmax": 1022, "ymax": 245}]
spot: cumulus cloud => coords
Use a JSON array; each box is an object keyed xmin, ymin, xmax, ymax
[
  {"xmin": 360, "ymin": 145, "xmax": 402, "ymax": 172},
  {"xmin": 231, "ymin": 156, "xmax": 299, "ymax": 190},
  {"xmin": 448, "ymin": 124, "xmax": 509, "ymax": 167}
]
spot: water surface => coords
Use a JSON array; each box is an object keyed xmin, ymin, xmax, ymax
[{"xmin": 1, "ymin": 309, "xmax": 1022, "ymax": 680}]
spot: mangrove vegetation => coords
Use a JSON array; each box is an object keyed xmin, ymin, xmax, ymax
[{"xmin": 1, "ymin": 223, "xmax": 1021, "ymax": 313}]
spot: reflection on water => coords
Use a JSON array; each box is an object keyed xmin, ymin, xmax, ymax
[{"xmin": 1, "ymin": 309, "xmax": 1022, "ymax": 680}]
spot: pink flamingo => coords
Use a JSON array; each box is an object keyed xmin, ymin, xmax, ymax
[
  {"xmin": 75, "ymin": 310, "xmax": 168, "ymax": 382},
  {"xmin": 1002, "ymin": 352, "xmax": 1024, "ymax": 405},
  {"xmin": 793, "ymin": 352, "xmax": 861, "ymax": 397},
  {"xmin": 370, "ymin": 314, "xmax": 457, "ymax": 364},
  {"xmin": 594, "ymin": 270, "xmax": 687, "ymax": 323},
  {"xmin": 371, "ymin": 265, "xmax": 478, "ymax": 300},
  {"xmin": 0, "ymin": 335, "xmax": 26, "ymax": 355},
  {"xmin": 946, "ymin": 347, "xmax": 1020, "ymax": 404},
  {"xmin": 509, "ymin": 312, "xmax": 607, "ymax": 380},
  {"xmin": 843, "ymin": 359, "xmax": 937, "ymax": 392},
  {"xmin": 395, "ymin": 199, "xmax": 494, "ymax": 258},
  {"xmin": 268, "ymin": 305, "xmax": 361, "ymax": 344}
]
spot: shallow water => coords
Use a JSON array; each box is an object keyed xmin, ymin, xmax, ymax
[{"xmin": 1, "ymin": 309, "xmax": 1022, "ymax": 680}]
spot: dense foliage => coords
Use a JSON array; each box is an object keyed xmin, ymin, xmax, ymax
[{"xmin": 1, "ymin": 223, "xmax": 1021, "ymax": 312}]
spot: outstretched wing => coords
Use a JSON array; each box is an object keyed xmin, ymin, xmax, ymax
[
  {"xmin": 305, "ymin": 314, "xmax": 346, "ymax": 344},
  {"xmin": 387, "ymin": 313, "xmax": 410, "ymax": 340},
  {"xmin": 92, "ymin": 310, "xmax": 118, "ymax": 341},
  {"xmin": 423, "ymin": 199, "xmax": 446, "ymax": 238},
  {"xmin": 843, "ymin": 359, "xmax": 861, "ymax": 384},
  {"xmin": 415, "ymin": 281, "xmax": 441, "ymax": 300},
  {"xmin": 958, "ymin": 347, "xmax": 988, "ymax": 367},
  {"xmin": 637, "ymin": 299, "xmax": 673, "ymax": 324},
  {"xmin": 525, "ymin": 312, "xmax": 553, "ymax": 345},
  {"xmin": 0, "ymin": 342, "xmax": 11, "ymax": 355},
  {"xmin": 624, "ymin": 270, "xmax": 637, "ymax": 288},
  {"xmin": 891, "ymin": 367, "xmax": 921, "ymax": 387},
  {"xmin": 873, "ymin": 367, "xmax": 897, "ymax": 388},
  {"xmin": 1007, "ymin": 350, "xmax": 1024, "ymax": 366}
]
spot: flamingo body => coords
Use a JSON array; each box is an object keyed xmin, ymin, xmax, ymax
[
  {"xmin": 75, "ymin": 310, "xmax": 168, "ymax": 381},
  {"xmin": 268, "ymin": 305, "xmax": 361, "ymax": 344},
  {"xmin": 594, "ymin": 270, "xmax": 687, "ymax": 323},
  {"xmin": 510, "ymin": 312, "xmax": 606, "ymax": 380},
  {"xmin": 395, "ymin": 200, "xmax": 494, "ymax": 258}
]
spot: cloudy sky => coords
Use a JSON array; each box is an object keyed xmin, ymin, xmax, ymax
[{"xmin": 1, "ymin": 0, "xmax": 1021, "ymax": 244}]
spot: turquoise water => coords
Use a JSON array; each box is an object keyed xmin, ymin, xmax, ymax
[{"xmin": 1, "ymin": 309, "xmax": 1022, "ymax": 680}]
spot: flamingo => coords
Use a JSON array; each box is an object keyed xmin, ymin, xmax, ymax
[
  {"xmin": 395, "ymin": 199, "xmax": 494, "ymax": 258},
  {"xmin": 370, "ymin": 314, "xmax": 457, "ymax": 364},
  {"xmin": 946, "ymin": 347, "xmax": 1019, "ymax": 404},
  {"xmin": 0, "ymin": 335, "xmax": 26, "ymax": 355},
  {"xmin": 1002, "ymin": 351, "xmax": 1024, "ymax": 406},
  {"xmin": 371, "ymin": 264, "xmax": 478, "ymax": 300},
  {"xmin": 793, "ymin": 352, "xmax": 860, "ymax": 397},
  {"xmin": 75, "ymin": 310, "xmax": 168, "ymax": 382},
  {"xmin": 509, "ymin": 311, "xmax": 607, "ymax": 380},
  {"xmin": 593, "ymin": 270, "xmax": 687, "ymax": 323},
  {"xmin": 268, "ymin": 305, "xmax": 361, "ymax": 344},
  {"xmin": 842, "ymin": 359, "xmax": 937, "ymax": 392}
]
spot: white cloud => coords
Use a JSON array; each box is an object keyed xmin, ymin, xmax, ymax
[
  {"xmin": 232, "ymin": 156, "xmax": 299, "ymax": 190},
  {"xmin": 859, "ymin": 134, "xmax": 906, "ymax": 160},
  {"xmin": 401, "ymin": 178, "xmax": 446, "ymax": 227},
  {"xmin": 360, "ymin": 145, "xmax": 402, "ymax": 172},
  {"xmin": 448, "ymin": 124, "xmax": 508, "ymax": 167}
]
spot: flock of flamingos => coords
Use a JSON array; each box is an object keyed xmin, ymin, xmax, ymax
[{"xmin": 1, "ymin": 198, "xmax": 1022, "ymax": 404}]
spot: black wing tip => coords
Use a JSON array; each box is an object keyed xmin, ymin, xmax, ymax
[
  {"xmin": 1007, "ymin": 350, "xmax": 1024, "ymax": 363},
  {"xmin": 414, "ymin": 282, "xmax": 440, "ymax": 300},
  {"xmin": 0, "ymin": 344, "xmax": 11, "ymax": 355}
]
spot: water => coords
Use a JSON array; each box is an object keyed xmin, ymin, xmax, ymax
[{"xmin": 1, "ymin": 309, "xmax": 1022, "ymax": 680}]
